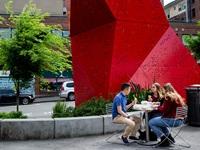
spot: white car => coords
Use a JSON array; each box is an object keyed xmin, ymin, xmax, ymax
[{"xmin": 59, "ymin": 80, "xmax": 75, "ymax": 101}]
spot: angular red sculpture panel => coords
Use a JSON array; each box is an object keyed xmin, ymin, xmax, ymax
[{"xmin": 71, "ymin": 0, "xmax": 200, "ymax": 105}]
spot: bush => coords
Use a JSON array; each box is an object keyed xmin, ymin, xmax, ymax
[
  {"xmin": 52, "ymin": 102, "xmax": 74, "ymax": 118},
  {"xmin": 52, "ymin": 97, "xmax": 111, "ymax": 118},
  {"xmin": 73, "ymin": 97, "xmax": 108, "ymax": 117},
  {"xmin": 128, "ymin": 81, "xmax": 151, "ymax": 104},
  {"xmin": 0, "ymin": 111, "xmax": 27, "ymax": 119}
]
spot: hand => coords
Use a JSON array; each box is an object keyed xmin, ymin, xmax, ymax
[
  {"xmin": 152, "ymin": 104, "xmax": 159, "ymax": 110},
  {"xmin": 148, "ymin": 95, "xmax": 153, "ymax": 102},
  {"xmin": 132, "ymin": 97, "xmax": 138, "ymax": 106}
]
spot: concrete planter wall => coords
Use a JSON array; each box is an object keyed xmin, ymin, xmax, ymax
[
  {"xmin": 55, "ymin": 116, "xmax": 103, "ymax": 138},
  {"xmin": 0, "ymin": 111, "xmax": 140, "ymax": 140},
  {"xmin": 1, "ymin": 119, "xmax": 54, "ymax": 140}
]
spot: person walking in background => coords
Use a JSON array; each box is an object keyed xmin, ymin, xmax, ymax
[{"xmin": 112, "ymin": 83, "xmax": 141, "ymax": 144}]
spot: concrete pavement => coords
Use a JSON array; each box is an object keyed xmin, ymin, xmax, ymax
[{"xmin": 0, "ymin": 126, "xmax": 199, "ymax": 150}]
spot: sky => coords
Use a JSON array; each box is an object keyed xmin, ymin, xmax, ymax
[{"xmin": 164, "ymin": 0, "xmax": 175, "ymax": 5}]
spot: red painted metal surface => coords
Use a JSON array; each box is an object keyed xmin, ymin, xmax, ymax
[{"xmin": 71, "ymin": 0, "xmax": 200, "ymax": 105}]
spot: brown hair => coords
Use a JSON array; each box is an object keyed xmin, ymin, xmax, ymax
[
  {"xmin": 152, "ymin": 82, "xmax": 163, "ymax": 99},
  {"xmin": 163, "ymin": 83, "xmax": 185, "ymax": 106}
]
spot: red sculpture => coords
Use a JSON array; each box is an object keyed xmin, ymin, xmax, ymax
[{"xmin": 71, "ymin": 0, "xmax": 200, "ymax": 106}]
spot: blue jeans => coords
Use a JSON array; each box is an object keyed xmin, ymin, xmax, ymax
[{"xmin": 149, "ymin": 117, "xmax": 183, "ymax": 138}]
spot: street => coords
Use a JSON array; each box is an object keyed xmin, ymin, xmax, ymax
[{"xmin": 0, "ymin": 97, "xmax": 75, "ymax": 118}]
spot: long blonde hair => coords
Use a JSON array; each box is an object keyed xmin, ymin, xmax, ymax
[
  {"xmin": 163, "ymin": 83, "xmax": 185, "ymax": 106},
  {"xmin": 152, "ymin": 82, "xmax": 163, "ymax": 99}
]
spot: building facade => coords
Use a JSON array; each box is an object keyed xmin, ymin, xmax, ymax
[
  {"xmin": 164, "ymin": 0, "xmax": 200, "ymax": 22},
  {"xmin": 163, "ymin": 0, "xmax": 200, "ymax": 46},
  {"xmin": 190, "ymin": 0, "xmax": 200, "ymax": 21},
  {"xmin": 164, "ymin": 0, "xmax": 187, "ymax": 21},
  {"xmin": 0, "ymin": 0, "xmax": 70, "ymax": 39},
  {"xmin": 160, "ymin": 0, "xmax": 164, "ymax": 5}
]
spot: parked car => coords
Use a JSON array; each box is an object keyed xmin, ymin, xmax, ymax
[
  {"xmin": 59, "ymin": 81, "xmax": 75, "ymax": 101},
  {"xmin": 0, "ymin": 89, "xmax": 35, "ymax": 105}
]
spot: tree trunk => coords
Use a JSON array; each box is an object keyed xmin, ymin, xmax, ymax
[{"xmin": 16, "ymin": 80, "xmax": 20, "ymax": 112}]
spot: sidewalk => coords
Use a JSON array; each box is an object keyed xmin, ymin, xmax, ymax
[{"xmin": 0, "ymin": 126, "xmax": 199, "ymax": 150}]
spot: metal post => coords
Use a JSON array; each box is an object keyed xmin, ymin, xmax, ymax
[
  {"xmin": 186, "ymin": 0, "xmax": 189, "ymax": 22},
  {"xmin": 145, "ymin": 111, "xmax": 150, "ymax": 142}
]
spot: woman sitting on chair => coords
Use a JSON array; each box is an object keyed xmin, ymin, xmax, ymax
[
  {"xmin": 147, "ymin": 82, "xmax": 164, "ymax": 120},
  {"xmin": 149, "ymin": 83, "xmax": 186, "ymax": 147},
  {"xmin": 139, "ymin": 83, "xmax": 164, "ymax": 141}
]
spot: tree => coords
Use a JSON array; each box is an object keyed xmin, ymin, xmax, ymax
[
  {"xmin": 184, "ymin": 23, "xmax": 200, "ymax": 60},
  {"xmin": 0, "ymin": 1, "xmax": 71, "ymax": 112}
]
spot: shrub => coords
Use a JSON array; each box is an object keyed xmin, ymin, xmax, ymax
[
  {"xmin": 129, "ymin": 81, "xmax": 151, "ymax": 104},
  {"xmin": 52, "ymin": 101, "xmax": 74, "ymax": 118},
  {"xmin": 52, "ymin": 97, "xmax": 111, "ymax": 118},
  {"xmin": 73, "ymin": 97, "xmax": 108, "ymax": 117},
  {"xmin": 0, "ymin": 111, "xmax": 27, "ymax": 119}
]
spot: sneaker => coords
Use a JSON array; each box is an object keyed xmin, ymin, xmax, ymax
[
  {"xmin": 168, "ymin": 134, "xmax": 175, "ymax": 143},
  {"xmin": 121, "ymin": 136, "xmax": 129, "ymax": 144},
  {"xmin": 129, "ymin": 136, "xmax": 140, "ymax": 140},
  {"xmin": 158, "ymin": 136, "xmax": 171, "ymax": 147}
]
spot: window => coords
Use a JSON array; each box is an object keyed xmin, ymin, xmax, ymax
[
  {"xmin": 63, "ymin": 7, "xmax": 67, "ymax": 15},
  {"xmin": 174, "ymin": 6, "xmax": 176, "ymax": 10},
  {"xmin": 62, "ymin": 31, "xmax": 69, "ymax": 37},
  {"xmin": 11, "ymin": 29, "xmax": 16, "ymax": 37},
  {"xmin": 52, "ymin": 30, "xmax": 63, "ymax": 37},
  {"xmin": 52, "ymin": 30, "xmax": 69, "ymax": 37},
  {"xmin": 66, "ymin": 83, "xmax": 74, "ymax": 88},
  {"xmin": 192, "ymin": 0, "xmax": 195, "ymax": 4},
  {"xmin": 0, "ymin": 89, "xmax": 15, "ymax": 95},
  {"xmin": 0, "ymin": 28, "xmax": 11, "ymax": 39},
  {"xmin": 167, "ymin": 14, "xmax": 170, "ymax": 18},
  {"xmin": 192, "ymin": 8, "xmax": 196, "ymax": 18},
  {"xmin": 178, "ymin": 7, "xmax": 182, "ymax": 11}
]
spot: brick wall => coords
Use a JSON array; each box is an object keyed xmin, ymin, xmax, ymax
[{"xmin": 170, "ymin": 21, "xmax": 200, "ymax": 37}]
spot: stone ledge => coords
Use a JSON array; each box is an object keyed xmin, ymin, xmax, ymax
[
  {"xmin": 54, "ymin": 116, "xmax": 103, "ymax": 138},
  {"xmin": 0, "ymin": 111, "xmax": 141, "ymax": 140},
  {"xmin": 0, "ymin": 119, "xmax": 54, "ymax": 140}
]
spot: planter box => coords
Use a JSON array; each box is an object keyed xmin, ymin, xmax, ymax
[
  {"xmin": 1, "ymin": 119, "xmax": 54, "ymax": 140},
  {"xmin": 55, "ymin": 116, "xmax": 103, "ymax": 138}
]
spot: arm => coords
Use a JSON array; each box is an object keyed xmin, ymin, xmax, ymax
[
  {"xmin": 158, "ymin": 100, "xmax": 170, "ymax": 113},
  {"xmin": 115, "ymin": 96, "xmax": 129, "ymax": 118},
  {"xmin": 126, "ymin": 98, "xmax": 137, "ymax": 110},
  {"xmin": 148, "ymin": 95, "xmax": 153, "ymax": 102},
  {"xmin": 117, "ymin": 105, "xmax": 129, "ymax": 118}
]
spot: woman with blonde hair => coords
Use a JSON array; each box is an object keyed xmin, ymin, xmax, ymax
[
  {"xmin": 146, "ymin": 83, "xmax": 164, "ymax": 120},
  {"xmin": 139, "ymin": 83, "xmax": 164, "ymax": 141},
  {"xmin": 149, "ymin": 83, "xmax": 186, "ymax": 147},
  {"xmin": 148, "ymin": 82, "xmax": 163, "ymax": 103}
]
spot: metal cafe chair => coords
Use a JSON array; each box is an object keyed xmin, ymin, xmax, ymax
[{"xmin": 155, "ymin": 106, "xmax": 191, "ymax": 148}]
